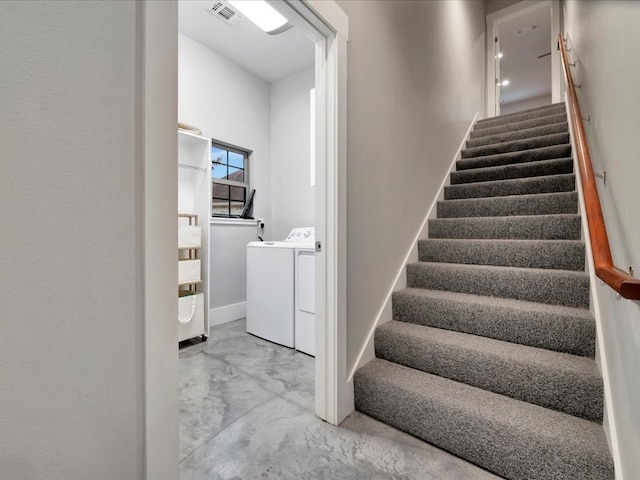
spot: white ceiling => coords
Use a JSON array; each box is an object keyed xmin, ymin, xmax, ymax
[
  {"xmin": 497, "ymin": 5, "xmax": 552, "ymax": 105},
  {"xmin": 178, "ymin": 0, "xmax": 314, "ymax": 83}
]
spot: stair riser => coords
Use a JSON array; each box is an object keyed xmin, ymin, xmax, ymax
[
  {"xmin": 418, "ymin": 239, "xmax": 585, "ymax": 271},
  {"xmin": 451, "ymin": 158, "xmax": 573, "ymax": 185},
  {"xmin": 445, "ymin": 174, "xmax": 575, "ymax": 200},
  {"xmin": 392, "ymin": 290, "xmax": 595, "ymax": 356},
  {"xmin": 428, "ymin": 215, "xmax": 582, "ymax": 240},
  {"xmin": 476, "ymin": 103, "xmax": 565, "ymax": 126},
  {"xmin": 466, "ymin": 122, "xmax": 569, "ymax": 149},
  {"xmin": 375, "ymin": 326, "xmax": 603, "ymax": 421},
  {"xmin": 476, "ymin": 106, "xmax": 566, "ymax": 130},
  {"xmin": 462, "ymin": 133, "xmax": 570, "ymax": 159},
  {"xmin": 457, "ymin": 144, "xmax": 571, "ymax": 171},
  {"xmin": 354, "ymin": 362, "xmax": 614, "ymax": 480},
  {"xmin": 437, "ymin": 192, "xmax": 578, "ymax": 218},
  {"xmin": 470, "ymin": 113, "xmax": 567, "ymax": 139},
  {"xmin": 406, "ymin": 263, "xmax": 590, "ymax": 308}
]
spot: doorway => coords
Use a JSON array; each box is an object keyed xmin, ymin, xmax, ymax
[
  {"xmin": 486, "ymin": 0, "xmax": 562, "ymax": 117},
  {"xmin": 142, "ymin": 2, "xmax": 349, "ymax": 478}
]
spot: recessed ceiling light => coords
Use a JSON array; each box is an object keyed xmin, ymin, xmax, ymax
[
  {"xmin": 227, "ymin": 0, "xmax": 289, "ymax": 34},
  {"xmin": 501, "ymin": 80, "xmax": 510, "ymax": 86}
]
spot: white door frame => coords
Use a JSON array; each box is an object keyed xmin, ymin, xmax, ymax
[
  {"xmin": 142, "ymin": 1, "xmax": 349, "ymax": 478},
  {"xmin": 142, "ymin": 2, "xmax": 180, "ymax": 479},
  {"xmin": 485, "ymin": 0, "xmax": 562, "ymax": 118},
  {"xmin": 271, "ymin": 0, "xmax": 351, "ymax": 426}
]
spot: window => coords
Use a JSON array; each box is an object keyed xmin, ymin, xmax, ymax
[{"xmin": 211, "ymin": 140, "xmax": 251, "ymax": 217}]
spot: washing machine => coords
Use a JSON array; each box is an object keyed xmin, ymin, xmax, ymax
[{"xmin": 246, "ymin": 228, "xmax": 315, "ymax": 349}]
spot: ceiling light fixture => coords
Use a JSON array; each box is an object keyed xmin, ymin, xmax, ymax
[{"xmin": 227, "ymin": 0, "xmax": 291, "ymax": 34}]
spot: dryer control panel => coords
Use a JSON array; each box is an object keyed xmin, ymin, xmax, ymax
[{"xmin": 284, "ymin": 227, "xmax": 315, "ymax": 245}]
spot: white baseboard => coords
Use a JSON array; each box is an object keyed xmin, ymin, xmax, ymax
[
  {"xmin": 347, "ymin": 112, "xmax": 480, "ymax": 381},
  {"xmin": 209, "ymin": 301, "xmax": 246, "ymax": 328}
]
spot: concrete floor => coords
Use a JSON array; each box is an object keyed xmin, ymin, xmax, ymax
[{"xmin": 179, "ymin": 319, "xmax": 501, "ymax": 480}]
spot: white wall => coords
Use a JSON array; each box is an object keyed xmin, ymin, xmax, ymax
[
  {"xmin": 270, "ymin": 65, "xmax": 316, "ymax": 240},
  {"xmin": 179, "ymin": 35, "xmax": 315, "ymax": 322},
  {"xmin": 179, "ymin": 33, "xmax": 269, "ymax": 321},
  {"xmin": 0, "ymin": 1, "xmax": 145, "ymax": 478},
  {"xmin": 179, "ymin": 33, "xmax": 272, "ymax": 229},
  {"xmin": 501, "ymin": 93, "xmax": 552, "ymax": 114},
  {"xmin": 563, "ymin": 2, "xmax": 640, "ymax": 477},
  {"xmin": 335, "ymin": 0, "xmax": 486, "ymax": 371},
  {"xmin": 208, "ymin": 222, "xmax": 257, "ymax": 321}
]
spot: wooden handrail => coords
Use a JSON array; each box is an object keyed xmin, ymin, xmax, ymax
[{"xmin": 558, "ymin": 34, "xmax": 640, "ymax": 300}]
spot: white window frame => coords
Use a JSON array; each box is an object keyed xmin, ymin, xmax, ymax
[{"xmin": 210, "ymin": 139, "xmax": 251, "ymax": 217}]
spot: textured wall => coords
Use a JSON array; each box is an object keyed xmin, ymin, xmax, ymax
[
  {"xmin": 563, "ymin": 1, "xmax": 640, "ymax": 477},
  {"xmin": 335, "ymin": 0, "xmax": 486, "ymax": 371},
  {"xmin": 0, "ymin": 1, "xmax": 144, "ymax": 478}
]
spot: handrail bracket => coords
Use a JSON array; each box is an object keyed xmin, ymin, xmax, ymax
[{"xmin": 594, "ymin": 170, "xmax": 606, "ymax": 185}]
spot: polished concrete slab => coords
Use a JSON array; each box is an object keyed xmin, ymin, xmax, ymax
[{"xmin": 179, "ymin": 319, "xmax": 502, "ymax": 479}]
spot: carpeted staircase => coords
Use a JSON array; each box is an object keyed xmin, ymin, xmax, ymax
[{"xmin": 353, "ymin": 103, "xmax": 615, "ymax": 480}]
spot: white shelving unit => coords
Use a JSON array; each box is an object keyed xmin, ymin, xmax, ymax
[{"xmin": 178, "ymin": 130, "xmax": 211, "ymax": 341}]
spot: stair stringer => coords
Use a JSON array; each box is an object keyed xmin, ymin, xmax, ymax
[
  {"xmin": 347, "ymin": 112, "xmax": 480, "ymax": 381},
  {"xmin": 565, "ymin": 95, "xmax": 622, "ymax": 476}
]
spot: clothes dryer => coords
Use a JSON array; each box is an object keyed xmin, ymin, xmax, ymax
[{"xmin": 295, "ymin": 244, "xmax": 315, "ymax": 356}]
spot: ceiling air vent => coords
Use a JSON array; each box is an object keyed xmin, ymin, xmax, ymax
[{"xmin": 207, "ymin": 1, "xmax": 241, "ymax": 26}]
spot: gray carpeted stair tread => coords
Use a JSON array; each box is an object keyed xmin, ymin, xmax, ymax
[
  {"xmin": 406, "ymin": 262, "xmax": 590, "ymax": 308},
  {"xmin": 476, "ymin": 102, "xmax": 565, "ymax": 125},
  {"xmin": 466, "ymin": 122, "xmax": 569, "ymax": 149},
  {"xmin": 354, "ymin": 102, "xmax": 612, "ymax": 477},
  {"xmin": 354, "ymin": 359, "xmax": 614, "ymax": 480},
  {"xmin": 375, "ymin": 320, "xmax": 602, "ymax": 421},
  {"xmin": 392, "ymin": 288, "xmax": 595, "ymax": 356},
  {"xmin": 470, "ymin": 112, "xmax": 567, "ymax": 139},
  {"xmin": 445, "ymin": 173, "xmax": 575, "ymax": 200},
  {"xmin": 437, "ymin": 191, "xmax": 578, "ymax": 218},
  {"xmin": 451, "ymin": 158, "xmax": 573, "ymax": 185},
  {"xmin": 418, "ymin": 238, "xmax": 585, "ymax": 270},
  {"xmin": 428, "ymin": 214, "xmax": 582, "ymax": 240},
  {"xmin": 457, "ymin": 144, "xmax": 571, "ymax": 171},
  {"xmin": 475, "ymin": 104, "xmax": 566, "ymax": 130},
  {"xmin": 462, "ymin": 132, "xmax": 570, "ymax": 159}
]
